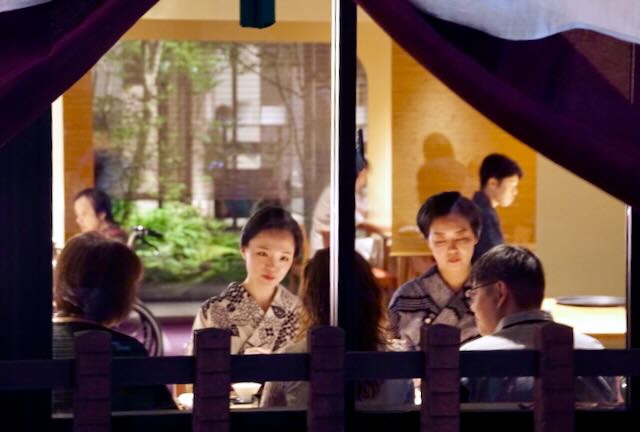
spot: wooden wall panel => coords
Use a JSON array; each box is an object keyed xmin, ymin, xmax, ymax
[
  {"xmin": 63, "ymin": 72, "xmax": 94, "ymax": 240},
  {"xmin": 391, "ymin": 43, "xmax": 536, "ymax": 256}
]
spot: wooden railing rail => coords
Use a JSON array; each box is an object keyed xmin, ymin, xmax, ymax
[
  {"xmin": 4, "ymin": 349, "xmax": 640, "ymax": 390},
  {"xmin": 0, "ymin": 322, "xmax": 633, "ymax": 432},
  {"xmin": 4, "ymin": 349, "xmax": 639, "ymax": 390}
]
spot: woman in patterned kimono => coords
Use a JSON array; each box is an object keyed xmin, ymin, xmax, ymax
[
  {"xmin": 191, "ymin": 206, "xmax": 303, "ymax": 355},
  {"xmin": 389, "ymin": 192, "xmax": 482, "ymax": 348}
]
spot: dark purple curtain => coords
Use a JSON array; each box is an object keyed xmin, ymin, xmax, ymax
[
  {"xmin": 0, "ymin": 0, "xmax": 157, "ymax": 148},
  {"xmin": 357, "ymin": 0, "xmax": 640, "ymax": 208}
]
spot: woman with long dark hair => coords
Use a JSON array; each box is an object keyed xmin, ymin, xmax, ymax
[{"xmin": 260, "ymin": 248, "xmax": 412, "ymax": 407}]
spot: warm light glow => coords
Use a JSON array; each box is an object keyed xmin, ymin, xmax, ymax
[
  {"xmin": 52, "ymin": 97, "xmax": 65, "ymax": 249},
  {"xmin": 329, "ymin": 0, "xmax": 341, "ymax": 327}
]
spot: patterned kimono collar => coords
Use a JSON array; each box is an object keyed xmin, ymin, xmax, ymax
[
  {"xmin": 230, "ymin": 282, "xmax": 291, "ymax": 315},
  {"xmin": 219, "ymin": 282, "xmax": 300, "ymax": 354},
  {"xmin": 395, "ymin": 267, "xmax": 473, "ymax": 321},
  {"xmin": 417, "ymin": 266, "xmax": 471, "ymax": 295}
]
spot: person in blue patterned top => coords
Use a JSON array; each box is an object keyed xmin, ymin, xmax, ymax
[{"xmin": 389, "ymin": 192, "xmax": 482, "ymax": 349}]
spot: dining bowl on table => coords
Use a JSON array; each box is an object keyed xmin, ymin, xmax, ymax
[{"xmin": 232, "ymin": 382, "xmax": 262, "ymax": 404}]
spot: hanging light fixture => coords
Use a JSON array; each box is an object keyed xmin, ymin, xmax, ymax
[{"xmin": 240, "ymin": 0, "xmax": 275, "ymax": 29}]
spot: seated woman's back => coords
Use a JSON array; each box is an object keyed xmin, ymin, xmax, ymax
[
  {"xmin": 52, "ymin": 232, "xmax": 175, "ymax": 413},
  {"xmin": 261, "ymin": 249, "xmax": 413, "ymax": 408}
]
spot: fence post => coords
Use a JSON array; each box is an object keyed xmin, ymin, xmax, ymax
[
  {"xmin": 192, "ymin": 328, "xmax": 232, "ymax": 432},
  {"xmin": 534, "ymin": 322, "xmax": 574, "ymax": 432},
  {"xmin": 421, "ymin": 324, "xmax": 460, "ymax": 432},
  {"xmin": 73, "ymin": 330, "xmax": 112, "ymax": 432},
  {"xmin": 308, "ymin": 326, "xmax": 345, "ymax": 432}
]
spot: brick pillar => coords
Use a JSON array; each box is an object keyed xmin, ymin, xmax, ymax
[
  {"xmin": 307, "ymin": 326, "xmax": 345, "ymax": 432},
  {"xmin": 534, "ymin": 322, "xmax": 574, "ymax": 432},
  {"xmin": 73, "ymin": 330, "xmax": 112, "ymax": 432},
  {"xmin": 421, "ymin": 324, "xmax": 460, "ymax": 432},
  {"xmin": 192, "ymin": 328, "xmax": 232, "ymax": 432}
]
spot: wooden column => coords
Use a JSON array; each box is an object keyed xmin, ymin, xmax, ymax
[
  {"xmin": 63, "ymin": 72, "xmax": 94, "ymax": 240},
  {"xmin": 421, "ymin": 324, "xmax": 460, "ymax": 432},
  {"xmin": 308, "ymin": 326, "xmax": 345, "ymax": 432},
  {"xmin": 73, "ymin": 331, "xmax": 112, "ymax": 432},
  {"xmin": 534, "ymin": 322, "xmax": 575, "ymax": 432},
  {"xmin": 192, "ymin": 328, "xmax": 232, "ymax": 432},
  {"xmin": 0, "ymin": 112, "xmax": 52, "ymax": 430}
]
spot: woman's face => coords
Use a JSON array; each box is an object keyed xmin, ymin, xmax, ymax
[
  {"xmin": 427, "ymin": 214, "xmax": 477, "ymax": 274},
  {"xmin": 74, "ymin": 197, "xmax": 105, "ymax": 233},
  {"xmin": 241, "ymin": 229, "xmax": 295, "ymax": 291}
]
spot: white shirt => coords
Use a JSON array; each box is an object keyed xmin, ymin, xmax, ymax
[
  {"xmin": 461, "ymin": 310, "xmax": 617, "ymax": 403},
  {"xmin": 309, "ymin": 185, "xmax": 368, "ymax": 254}
]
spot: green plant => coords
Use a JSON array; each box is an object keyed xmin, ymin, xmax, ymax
[{"xmin": 117, "ymin": 201, "xmax": 245, "ymax": 283}]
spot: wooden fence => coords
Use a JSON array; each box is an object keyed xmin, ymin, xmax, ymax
[{"xmin": 2, "ymin": 322, "xmax": 640, "ymax": 432}]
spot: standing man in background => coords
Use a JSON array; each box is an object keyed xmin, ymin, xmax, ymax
[
  {"xmin": 310, "ymin": 131, "xmax": 369, "ymax": 254},
  {"xmin": 472, "ymin": 153, "xmax": 522, "ymax": 261}
]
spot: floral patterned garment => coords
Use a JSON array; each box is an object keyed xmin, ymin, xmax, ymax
[
  {"xmin": 388, "ymin": 267, "xmax": 478, "ymax": 350},
  {"xmin": 191, "ymin": 282, "xmax": 300, "ymax": 355}
]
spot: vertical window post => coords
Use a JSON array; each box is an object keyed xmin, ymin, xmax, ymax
[
  {"xmin": 0, "ymin": 112, "xmax": 53, "ymax": 429},
  {"xmin": 331, "ymin": 1, "xmax": 357, "ymax": 424},
  {"xmin": 627, "ymin": 45, "xmax": 640, "ymax": 411},
  {"xmin": 330, "ymin": 0, "xmax": 357, "ymax": 339}
]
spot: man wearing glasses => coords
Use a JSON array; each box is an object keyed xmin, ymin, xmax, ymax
[{"xmin": 461, "ymin": 245, "xmax": 618, "ymax": 403}]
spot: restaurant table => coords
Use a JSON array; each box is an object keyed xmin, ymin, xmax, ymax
[{"xmin": 542, "ymin": 298, "xmax": 625, "ymax": 348}]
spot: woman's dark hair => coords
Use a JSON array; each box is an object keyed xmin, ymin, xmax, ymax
[
  {"xmin": 240, "ymin": 206, "xmax": 303, "ymax": 258},
  {"xmin": 299, "ymin": 248, "xmax": 386, "ymax": 399},
  {"xmin": 54, "ymin": 232, "xmax": 142, "ymax": 325},
  {"xmin": 416, "ymin": 191, "xmax": 481, "ymax": 239},
  {"xmin": 73, "ymin": 188, "xmax": 116, "ymax": 223}
]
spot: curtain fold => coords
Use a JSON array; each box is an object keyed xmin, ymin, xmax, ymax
[
  {"xmin": 0, "ymin": 0, "xmax": 157, "ymax": 148},
  {"xmin": 410, "ymin": 0, "xmax": 640, "ymax": 45},
  {"xmin": 357, "ymin": 0, "xmax": 640, "ymax": 208}
]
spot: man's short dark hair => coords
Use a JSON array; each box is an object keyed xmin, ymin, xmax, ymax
[
  {"xmin": 471, "ymin": 245, "xmax": 545, "ymax": 309},
  {"xmin": 417, "ymin": 191, "xmax": 482, "ymax": 239},
  {"xmin": 479, "ymin": 154, "xmax": 523, "ymax": 188}
]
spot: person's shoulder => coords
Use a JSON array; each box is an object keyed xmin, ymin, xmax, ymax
[
  {"xmin": 281, "ymin": 339, "xmax": 308, "ymax": 354},
  {"xmin": 461, "ymin": 334, "xmax": 519, "ymax": 351},
  {"xmin": 273, "ymin": 285, "xmax": 301, "ymax": 314},
  {"xmin": 102, "ymin": 224, "xmax": 128, "ymax": 243},
  {"xmin": 398, "ymin": 267, "xmax": 438, "ymax": 292},
  {"xmin": 573, "ymin": 331, "xmax": 605, "ymax": 349},
  {"xmin": 53, "ymin": 321, "xmax": 104, "ymax": 337},
  {"xmin": 199, "ymin": 283, "xmax": 243, "ymax": 312},
  {"xmin": 389, "ymin": 267, "xmax": 438, "ymax": 309},
  {"xmin": 108, "ymin": 329, "xmax": 149, "ymax": 356},
  {"xmin": 277, "ymin": 284, "xmax": 300, "ymax": 304},
  {"xmin": 314, "ymin": 186, "xmax": 331, "ymax": 208},
  {"xmin": 472, "ymin": 191, "xmax": 486, "ymax": 204}
]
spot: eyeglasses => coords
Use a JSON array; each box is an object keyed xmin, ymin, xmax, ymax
[{"xmin": 465, "ymin": 281, "xmax": 496, "ymax": 298}]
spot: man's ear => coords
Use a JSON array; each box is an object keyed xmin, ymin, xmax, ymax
[
  {"xmin": 486, "ymin": 177, "xmax": 499, "ymax": 190},
  {"xmin": 495, "ymin": 280, "xmax": 509, "ymax": 308},
  {"xmin": 97, "ymin": 211, "xmax": 107, "ymax": 222}
]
